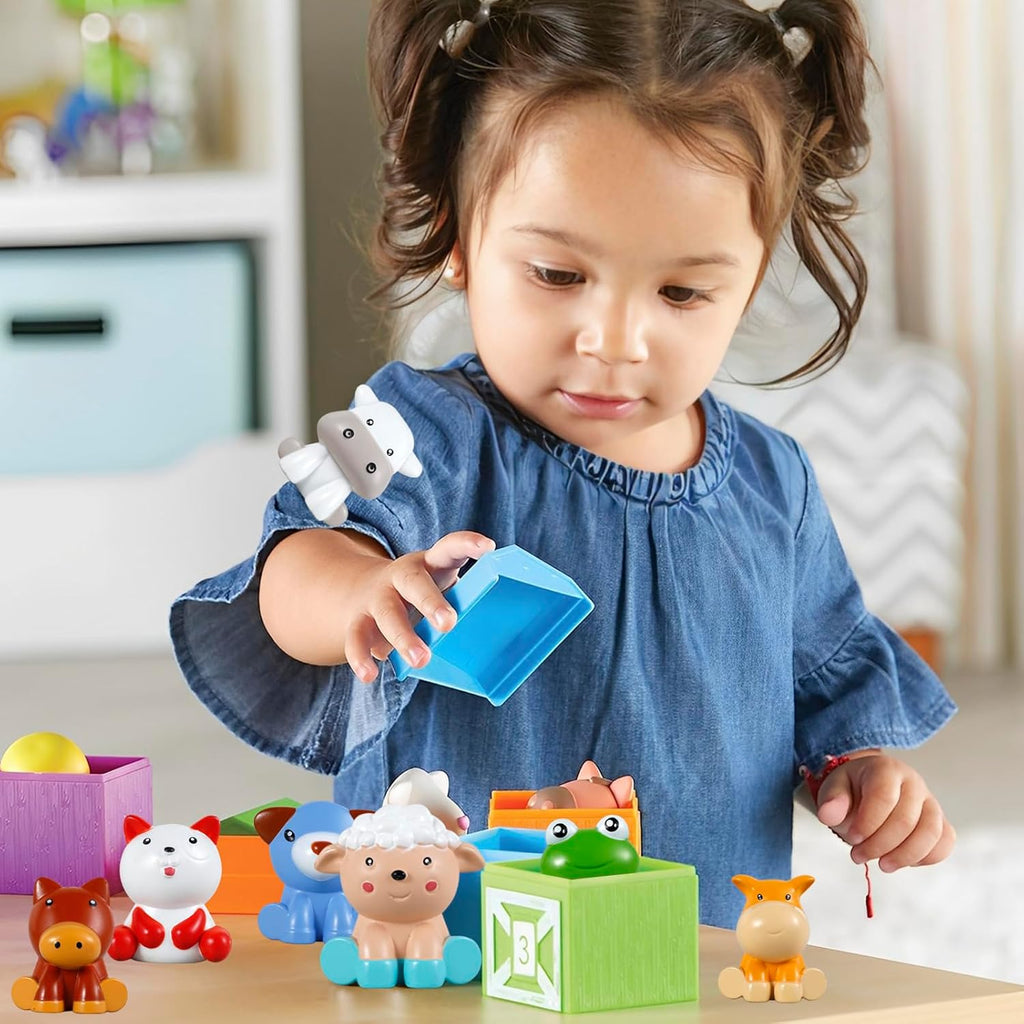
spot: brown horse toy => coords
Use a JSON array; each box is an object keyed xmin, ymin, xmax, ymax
[{"xmin": 11, "ymin": 877, "xmax": 128, "ymax": 1014}]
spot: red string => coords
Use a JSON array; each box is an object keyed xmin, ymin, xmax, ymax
[{"xmin": 800, "ymin": 754, "xmax": 875, "ymax": 920}]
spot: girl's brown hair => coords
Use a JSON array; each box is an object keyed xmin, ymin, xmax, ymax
[{"xmin": 367, "ymin": 0, "xmax": 873, "ymax": 382}]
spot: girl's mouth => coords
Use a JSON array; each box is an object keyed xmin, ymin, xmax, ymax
[{"xmin": 559, "ymin": 390, "xmax": 642, "ymax": 420}]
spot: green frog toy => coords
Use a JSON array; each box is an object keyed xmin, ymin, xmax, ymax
[{"xmin": 539, "ymin": 815, "xmax": 640, "ymax": 878}]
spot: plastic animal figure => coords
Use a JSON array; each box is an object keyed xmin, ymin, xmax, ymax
[
  {"xmin": 278, "ymin": 384, "xmax": 422, "ymax": 526},
  {"xmin": 11, "ymin": 876, "xmax": 128, "ymax": 1014},
  {"xmin": 315, "ymin": 804, "xmax": 484, "ymax": 989},
  {"xmin": 107, "ymin": 815, "xmax": 231, "ymax": 964},
  {"xmin": 527, "ymin": 759, "xmax": 634, "ymax": 810},
  {"xmin": 539, "ymin": 815, "xmax": 640, "ymax": 879},
  {"xmin": 255, "ymin": 801, "xmax": 358, "ymax": 944},
  {"xmin": 718, "ymin": 875, "xmax": 827, "ymax": 1003},
  {"xmin": 382, "ymin": 768, "xmax": 470, "ymax": 835}
]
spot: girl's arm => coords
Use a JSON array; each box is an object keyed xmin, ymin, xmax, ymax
[{"xmin": 259, "ymin": 528, "xmax": 392, "ymax": 666}]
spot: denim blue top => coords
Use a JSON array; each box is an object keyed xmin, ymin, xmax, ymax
[{"xmin": 170, "ymin": 353, "xmax": 956, "ymax": 927}]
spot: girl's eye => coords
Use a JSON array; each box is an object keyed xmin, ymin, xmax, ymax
[
  {"xmin": 528, "ymin": 265, "xmax": 583, "ymax": 287},
  {"xmin": 660, "ymin": 285, "xmax": 708, "ymax": 306}
]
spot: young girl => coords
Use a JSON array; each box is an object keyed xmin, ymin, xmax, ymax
[{"xmin": 171, "ymin": 0, "xmax": 957, "ymax": 927}]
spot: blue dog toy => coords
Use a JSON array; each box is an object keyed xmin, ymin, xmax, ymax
[{"xmin": 255, "ymin": 801, "xmax": 358, "ymax": 943}]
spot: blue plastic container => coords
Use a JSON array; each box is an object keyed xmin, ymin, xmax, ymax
[
  {"xmin": 0, "ymin": 241, "xmax": 253, "ymax": 475},
  {"xmin": 388, "ymin": 545, "xmax": 593, "ymax": 705},
  {"xmin": 443, "ymin": 827, "xmax": 547, "ymax": 945}
]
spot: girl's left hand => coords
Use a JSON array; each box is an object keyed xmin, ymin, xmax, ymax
[{"xmin": 815, "ymin": 753, "xmax": 956, "ymax": 872}]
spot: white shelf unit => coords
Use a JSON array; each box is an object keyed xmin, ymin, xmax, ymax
[{"xmin": 0, "ymin": 0, "xmax": 305, "ymax": 659}]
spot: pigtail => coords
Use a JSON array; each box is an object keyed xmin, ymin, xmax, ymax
[
  {"xmin": 770, "ymin": 0, "xmax": 874, "ymax": 380},
  {"xmin": 367, "ymin": 1, "xmax": 478, "ymax": 303}
]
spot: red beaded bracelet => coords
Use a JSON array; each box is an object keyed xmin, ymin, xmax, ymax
[{"xmin": 799, "ymin": 753, "xmax": 851, "ymax": 804}]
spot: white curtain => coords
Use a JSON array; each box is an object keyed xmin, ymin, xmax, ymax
[{"xmin": 870, "ymin": 0, "xmax": 1024, "ymax": 669}]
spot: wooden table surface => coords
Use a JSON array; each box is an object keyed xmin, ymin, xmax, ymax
[{"xmin": 3, "ymin": 896, "xmax": 1022, "ymax": 1022}]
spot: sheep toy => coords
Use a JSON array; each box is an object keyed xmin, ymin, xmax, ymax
[{"xmin": 314, "ymin": 804, "xmax": 484, "ymax": 989}]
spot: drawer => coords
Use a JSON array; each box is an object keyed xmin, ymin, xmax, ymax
[{"xmin": 0, "ymin": 241, "xmax": 255, "ymax": 474}]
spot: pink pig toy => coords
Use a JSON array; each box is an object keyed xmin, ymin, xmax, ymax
[
  {"xmin": 107, "ymin": 815, "xmax": 231, "ymax": 965},
  {"xmin": 527, "ymin": 759, "xmax": 635, "ymax": 810},
  {"xmin": 315, "ymin": 804, "xmax": 484, "ymax": 989}
]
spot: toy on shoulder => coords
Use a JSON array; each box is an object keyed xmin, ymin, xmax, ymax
[
  {"xmin": 527, "ymin": 759, "xmax": 634, "ymax": 810},
  {"xmin": 718, "ymin": 874, "xmax": 827, "ymax": 1003},
  {"xmin": 316, "ymin": 804, "xmax": 484, "ymax": 989},
  {"xmin": 539, "ymin": 815, "xmax": 640, "ymax": 879},
  {"xmin": 11, "ymin": 876, "xmax": 128, "ymax": 1014},
  {"xmin": 278, "ymin": 384, "xmax": 422, "ymax": 526},
  {"xmin": 255, "ymin": 801, "xmax": 358, "ymax": 944},
  {"xmin": 107, "ymin": 815, "xmax": 231, "ymax": 965},
  {"xmin": 382, "ymin": 768, "xmax": 470, "ymax": 835}
]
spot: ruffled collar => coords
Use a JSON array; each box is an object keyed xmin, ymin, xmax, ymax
[{"xmin": 456, "ymin": 354, "xmax": 734, "ymax": 506}]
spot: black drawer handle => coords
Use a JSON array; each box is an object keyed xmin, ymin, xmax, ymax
[{"xmin": 9, "ymin": 315, "xmax": 107, "ymax": 339}]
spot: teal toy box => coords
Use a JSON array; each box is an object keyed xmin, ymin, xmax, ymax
[
  {"xmin": 481, "ymin": 856, "xmax": 699, "ymax": 1014},
  {"xmin": 444, "ymin": 827, "xmax": 547, "ymax": 945}
]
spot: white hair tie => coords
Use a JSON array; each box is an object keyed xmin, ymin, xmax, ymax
[
  {"xmin": 767, "ymin": 8, "xmax": 813, "ymax": 66},
  {"xmin": 441, "ymin": 1, "xmax": 497, "ymax": 58}
]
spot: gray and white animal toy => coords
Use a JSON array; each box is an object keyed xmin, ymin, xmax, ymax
[{"xmin": 278, "ymin": 384, "xmax": 422, "ymax": 526}]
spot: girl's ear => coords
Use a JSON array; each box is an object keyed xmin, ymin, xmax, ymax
[{"xmin": 445, "ymin": 242, "xmax": 467, "ymax": 289}]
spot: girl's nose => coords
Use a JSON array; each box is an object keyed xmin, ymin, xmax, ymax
[{"xmin": 575, "ymin": 302, "xmax": 647, "ymax": 365}]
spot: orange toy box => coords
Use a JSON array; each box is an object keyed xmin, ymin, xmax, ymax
[
  {"xmin": 208, "ymin": 798, "xmax": 299, "ymax": 915},
  {"xmin": 487, "ymin": 791, "xmax": 642, "ymax": 853}
]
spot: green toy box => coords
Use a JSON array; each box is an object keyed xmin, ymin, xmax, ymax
[{"xmin": 481, "ymin": 856, "xmax": 699, "ymax": 1014}]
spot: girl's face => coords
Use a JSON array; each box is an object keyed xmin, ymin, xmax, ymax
[{"xmin": 458, "ymin": 95, "xmax": 765, "ymax": 473}]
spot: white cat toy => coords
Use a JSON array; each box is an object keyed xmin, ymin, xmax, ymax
[{"xmin": 108, "ymin": 815, "xmax": 231, "ymax": 965}]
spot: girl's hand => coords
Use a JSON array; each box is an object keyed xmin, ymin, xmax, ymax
[
  {"xmin": 345, "ymin": 531, "xmax": 495, "ymax": 683},
  {"xmin": 815, "ymin": 752, "xmax": 956, "ymax": 872}
]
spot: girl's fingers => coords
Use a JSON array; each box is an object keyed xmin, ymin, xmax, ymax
[
  {"xmin": 422, "ymin": 532, "xmax": 496, "ymax": 586},
  {"xmin": 391, "ymin": 560, "xmax": 458, "ymax": 631},
  {"xmin": 347, "ymin": 537, "xmax": 497, "ymax": 681},
  {"xmin": 345, "ymin": 615, "xmax": 388, "ymax": 684},
  {"xmin": 912, "ymin": 814, "xmax": 956, "ymax": 868},
  {"xmin": 843, "ymin": 769, "xmax": 904, "ymax": 847},
  {"xmin": 370, "ymin": 589, "xmax": 431, "ymax": 670},
  {"xmin": 344, "ymin": 618, "xmax": 376, "ymax": 684},
  {"xmin": 360, "ymin": 616, "xmax": 393, "ymax": 665},
  {"xmin": 851, "ymin": 776, "xmax": 928, "ymax": 865},
  {"xmin": 876, "ymin": 797, "xmax": 947, "ymax": 872}
]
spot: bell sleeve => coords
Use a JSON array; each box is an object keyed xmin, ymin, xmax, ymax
[
  {"xmin": 169, "ymin": 360, "xmax": 485, "ymax": 776},
  {"xmin": 789, "ymin": 442, "xmax": 957, "ymax": 782}
]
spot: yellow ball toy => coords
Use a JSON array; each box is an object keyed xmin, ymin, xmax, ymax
[{"xmin": 0, "ymin": 732, "xmax": 90, "ymax": 774}]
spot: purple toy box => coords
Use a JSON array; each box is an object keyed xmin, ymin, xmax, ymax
[{"xmin": 0, "ymin": 756, "xmax": 152, "ymax": 895}]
